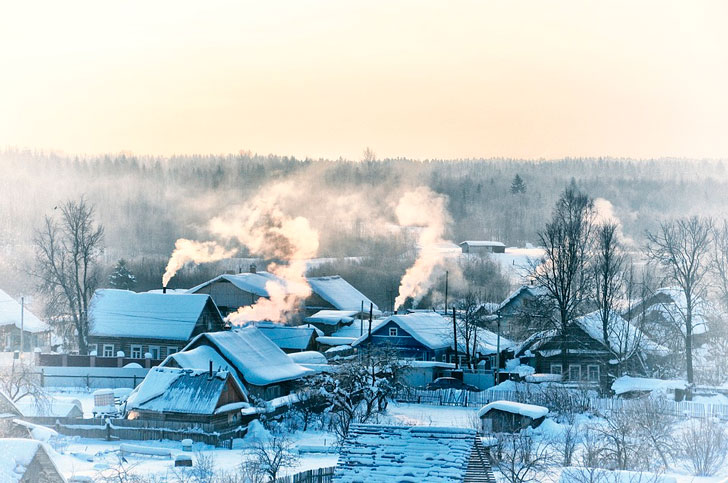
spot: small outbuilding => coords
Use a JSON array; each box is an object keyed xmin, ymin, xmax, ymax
[
  {"xmin": 0, "ymin": 438, "xmax": 66, "ymax": 482},
  {"xmin": 459, "ymin": 241, "xmax": 506, "ymax": 254},
  {"xmin": 477, "ymin": 400, "xmax": 548, "ymax": 433}
]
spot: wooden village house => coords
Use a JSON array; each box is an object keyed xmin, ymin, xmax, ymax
[
  {"xmin": 254, "ymin": 322, "xmax": 320, "ymax": 353},
  {"xmin": 162, "ymin": 326, "xmax": 312, "ymax": 400},
  {"xmin": 334, "ymin": 424, "xmax": 495, "ymax": 483},
  {"xmin": 87, "ymin": 289, "xmax": 225, "ymax": 360},
  {"xmin": 125, "ymin": 366, "xmax": 248, "ymax": 427},
  {"xmin": 0, "ymin": 289, "xmax": 51, "ymax": 352}
]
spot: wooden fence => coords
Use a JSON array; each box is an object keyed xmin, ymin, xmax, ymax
[
  {"xmin": 275, "ymin": 466, "xmax": 335, "ymax": 483},
  {"xmin": 393, "ymin": 388, "xmax": 728, "ymax": 420}
]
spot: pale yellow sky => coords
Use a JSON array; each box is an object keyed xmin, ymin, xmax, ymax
[{"xmin": 1, "ymin": 1, "xmax": 727, "ymax": 160}]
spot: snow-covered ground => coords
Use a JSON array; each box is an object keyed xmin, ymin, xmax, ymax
[{"xmin": 16, "ymin": 388, "xmax": 728, "ymax": 482}]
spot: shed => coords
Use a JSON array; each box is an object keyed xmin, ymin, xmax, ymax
[
  {"xmin": 334, "ymin": 424, "xmax": 495, "ymax": 482},
  {"xmin": 477, "ymin": 401, "xmax": 548, "ymax": 433},
  {"xmin": 0, "ymin": 391, "xmax": 31, "ymax": 438},
  {"xmin": 0, "ymin": 289, "xmax": 51, "ymax": 352},
  {"xmin": 459, "ymin": 241, "xmax": 506, "ymax": 254},
  {"xmin": 0, "ymin": 438, "xmax": 66, "ymax": 482}
]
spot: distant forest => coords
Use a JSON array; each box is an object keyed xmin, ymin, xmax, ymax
[{"xmin": 2, "ymin": 150, "xmax": 727, "ymax": 310}]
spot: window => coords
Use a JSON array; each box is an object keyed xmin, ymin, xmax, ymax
[
  {"xmin": 88, "ymin": 344, "xmax": 98, "ymax": 356},
  {"xmin": 103, "ymin": 344, "xmax": 114, "ymax": 357},
  {"xmin": 569, "ymin": 365, "xmax": 582, "ymax": 381},
  {"xmin": 587, "ymin": 365, "xmax": 600, "ymax": 382},
  {"xmin": 550, "ymin": 364, "xmax": 562, "ymax": 375},
  {"xmin": 130, "ymin": 345, "xmax": 142, "ymax": 359},
  {"xmin": 167, "ymin": 346, "xmax": 178, "ymax": 356},
  {"xmin": 265, "ymin": 385, "xmax": 281, "ymax": 399},
  {"xmin": 389, "ymin": 327, "xmax": 398, "ymax": 337},
  {"xmin": 148, "ymin": 346, "xmax": 160, "ymax": 359}
]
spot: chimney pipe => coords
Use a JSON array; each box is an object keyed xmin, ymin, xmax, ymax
[
  {"xmin": 250, "ymin": 263, "xmax": 257, "ymax": 274},
  {"xmin": 162, "ymin": 286, "xmax": 167, "ymax": 294},
  {"xmin": 209, "ymin": 360, "xmax": 213, "ymax": 378}
]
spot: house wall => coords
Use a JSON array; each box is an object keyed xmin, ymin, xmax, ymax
[
  {"xmin": 359, "ymin": 321, "xmax": 439, "ymax": 361},
  {"xmin": 192, "ymin": 280, "xmax": 260, "ymax": 315},
  {"xmin": 21, "ymin": 448, "xmax": 65, "ymax": 483},
  {"xmin": 304, "ymin": 293, "xmax": 338, "ymax": 315},
  {"xmin": 0, "ymin": 326, "xmax": 51, "ymax": 352}
]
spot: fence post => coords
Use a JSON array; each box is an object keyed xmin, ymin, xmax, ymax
[{"xmin": 40, "ymin": 368, "xmax": 45, "ymax": 387}]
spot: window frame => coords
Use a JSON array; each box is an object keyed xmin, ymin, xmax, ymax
[
  {"xmin": 388, "ymin": 327, "xmax": 398, "ymax": 337},
  {"xmin": 587, "ymin": 364, "xmax": 600, "ymax": 382},
  {"xmin": 130, "ymin": 345, "xmax": 142, "ymax": 359},
  {"xmin": 102, "ymin": 344, "xmax": 114, "ymax": 358},
  {"xmin": 148, "ymin": 346, "xmax": 160, "ymax": 359},
  {"xmin": 88, "ymin": 344, "xmax": 98, "ymax": 356},
  {"xmin": 568, "ymin": 364, "xmax": 582, "ymax": 381},
  {"xmin": 550, "ymin": 363, "xmax": 563, "ymax": 375},
  {"xmin": 167, "ymin": 346, "xmax": 179, "ymax": 356}
]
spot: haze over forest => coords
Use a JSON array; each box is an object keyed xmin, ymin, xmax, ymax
[{"xmin": 2, "ymin": 150, "xmax": 727, "ymax": 313}]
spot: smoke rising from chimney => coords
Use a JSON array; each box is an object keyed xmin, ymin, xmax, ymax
[
  {"xmin": 209, "ymin": 182, "xmax": 319, "ymax": 324},
  {"xmin": 162, "ymin": 239, "xmax": 236, "ymax": 287},
  {"xmin": 393, "ymin": 187, "xmax": 454, "ymax": 310},
  {"xmin": 593, "ymin": 197, "xmax": 634, "ymax": 246}
]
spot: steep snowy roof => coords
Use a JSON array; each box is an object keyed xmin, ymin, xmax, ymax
[
  {"xmin": 187, "ymin": 327, "xmax": 312, "ymax": 386},
  {"xmin": 0, "ymin": 289, "xmax": 47, "ymax": 333},
  {"xmin": 629, "ymin": 287, "xmax": 709, "ymax": 335},
  {"xmin": 0, "ymin": 439, "xmax": 60, "ymax": 483},
  {"xmin": 88, "ymin": 289, "xmax": 217, "ymax": 340},
  {"xmin": 16, "ymin": 397, "xmax": 82, "ymax": 418},
  {"xmin": 307, "ymin": 276, "xmax": 380, "ymax": 313},
  {"xmin": 478, "ymin": 401, "xmax": 548, "ymax": 419},
  {"xmin": 254, "ymin": 322, "xmax": 317, "ymax": 351},
  {"xmin": 334, "ymin": 424, "xmax": 479, "ymax": 483},
  {"xmin": 354, "ymin": 312, "xmax": 452, "ymax": 350},
  {"xmin": 187, "ymin": 271, "xmax": 286, "ymax": 298},
  {"xmin": 304, "ymin": 310, "xmax": 358, "ymax": 326},
  {"xmin": 126, "ymin": 367, "xmax": 245, "ymax": 415},
  {"xmin": 459, "ymin": 240, "xmax": 505, "ymax": 247},
  {"xmin": 161, "ymin": 345, "xmax": 246, "ymax": 392},
  {"xmin": 498, "ymin": 284, "xmax": 549, "ymax": 311},
  {"xmin": 573, "ymin": 310, "xmax": 666, "ymax": 356}
]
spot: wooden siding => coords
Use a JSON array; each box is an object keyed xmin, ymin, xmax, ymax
[{"xmin": 193, "ymin": 279, "xmax": 260, "ymax": 315}]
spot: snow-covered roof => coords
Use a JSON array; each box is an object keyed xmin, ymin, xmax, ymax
[
  {"xmin": 126, "ymin": 367, "xmax": 246, "ymax": 415},
  {"xmin": 16, "ymin": 397, "xmax": 82, "ymax": 418},
  {"xmin": 498, "ymin": 284, "xmax": 549, "ymax": 311},
  {"xmin": 88, "ymin": 289, "xmax": 218, "ymax": 340},
  {"xmin": 354, "ymin": 312, "xmax": 452, "ymax": 350},
  {"xmin": 331, "ymin": 318, "xmax": 386, "ymax": 338},
  {"xmin": 0, "ymin": 390, "xmax": 20, "ymax": 418},
  {"xmin": 254, "ymin": 322, "xmax": 317, "ymax": 351},
  {"xmin": 186, "ymin": 327, "xmax": 312, "ymax": 386},
  {"xmin": 289, "ymin": 351, "xmax": 328, "ymax": 365},
  {"xmin": 334, "ymin": 424, "xmax": 479, "ymax": 483},
  {"xmin": 307, "ymin": 276, "xmax": 380, "ymax": 313},
  {"xmin": 161, "ymin": 345, "xmax": 245, "ymax": 392},
  {"xmin": 0, "ymin": 289, "xmax": 48, "ymax": 333},
  {"xmin": 0, "ymin": 439, "xmax": 61, "ymax": 483},
  {"xmin": 187, "ymin": 271, "xmax": 286, "ymax": 298},
  {"xmin": 629, "ymin": 287, "xmax": 709, "ymax": 335},
  {"xmin": 573, "ymin": 310, "xmax": 666, "ymax": 356},
  {"xmin": 477, "ymin": 400, "xmax": 549, "ymax": 419},
  {"xmin": 459, "ymin": 240, "xmax": 505, "ymax": 247},
  {"xmin": 611, "ymin": 376, "xmax": 687, "ymax": 395},
  {"xmin": 559, "ymin": 467, "xmax": 677, "ymax": 483},
  {"xmin": 304, "ymin": 310, "xmax": 358, "ymax": 326}
]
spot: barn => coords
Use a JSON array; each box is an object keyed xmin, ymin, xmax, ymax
[{"xmin": 459, "ymin": 241, "xmax": 506, "ymax": 254}]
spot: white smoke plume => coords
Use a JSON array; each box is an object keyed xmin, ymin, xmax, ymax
[
  {"xmin": 209, "ymin": 181, "xmax": 319, "ymax": 325},
  {"xmin": 393, "ymin": 186, "xmax": 454, "ymax": 310},
  {"xmin": 593, "ymin": 197, "xmax": 634, "ymax": 246},
  {"xmin": 162, "ymin": 239, "xmax": 236, "ymax": 287}
]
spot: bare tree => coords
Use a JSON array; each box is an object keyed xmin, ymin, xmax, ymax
[
  {"xmin": 251, "ymin": 430, "xmax": 299, "ymax": 482},
  {"xmin": 33, "ymin": 197, "xmax": 104, "ymax": 354},
  {"xmin": 646, "ymin": 216, "xmax": 713, "ymax": 384},
  {"xmin": 457, "ymin": 292, "xmax": 483, "ymax": 369},
  {"xmin": 531, "ymin": 184, "xmax": 595, "ymax": 374},
  {"xmin": 594, "ymin": 222, "xmax": 626, "ymax": 346},
  {"xmin": 493, "ymin": 433, "xmax": 553, "ymax": 483},
  {"xmin": 0, "ymin": 358, "xmax": 45, "ymax": 403},
  {"xmin": 676, "ymin": 417, "xmax": 728, "ymax": 477}
]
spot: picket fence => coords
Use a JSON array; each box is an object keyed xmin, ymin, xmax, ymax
[
  {"xmin": 393, "ymin": 388, "xmax": 728, "ymax": 420},
  {"xmin": 275, "ymin": 466, "xmax": 335, "ymax": 483}
]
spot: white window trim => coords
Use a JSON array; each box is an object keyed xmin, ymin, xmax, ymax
[
  {"xmin": 148, "ymin": 346, "xmax": 160, "ymax": 359},
  {"xmin": 389, "ymin": 327, "xmax": 398, "ymax": 337},
  {"xmin": 550, "ymin": 363, "xmax": 562, "ymax": 375},
  {"xmin": 167, "ymin": 346, "xmax": 178, "ymax": 356},
  {"xmin": 587, "ymin": 364, "xmax": 600, "ymax": 382},
  {"xmin": 569, "ymin": 364, "xmax": 582, "ymax": 381},
  {"xmin": 88, "ymin": 344, "xmax": 98, "ymax": 355},
  {"xmin": 102, "ymin": 344, "xmax": 114, "ymax": 358},
  {"xmin": 130, "ymin": 345, "xmax": 142, "ymax": 359}
]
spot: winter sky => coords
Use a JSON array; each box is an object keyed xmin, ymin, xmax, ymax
[{"xmin": 1, "ymin": 1, "xmax": 727, "ymax": 160}]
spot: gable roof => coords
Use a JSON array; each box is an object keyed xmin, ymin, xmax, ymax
[
  {"xmin": 459, "ymin": 240, "xmax": 505, "ymax": 248},
  {"xmin": 0, "ymin": 289, "xmax": 48, "ymax": 333},
  {"xmin": 187, "ymin": 271, "xmax": 286, "ymax": 298},
  {"xmin": 254, "ymin": 322, "xmax": 317, "ymax": 351},
  {"xmin": 0, "ymin": 438, "xmax": 64, "ymax": 483},
  {"xmin": 186, "ymin": 327, "xmax": 312, "ymax": 386},
  {"xmin": 307, "ymin": 276, "xmax": 380, "ymax": 313},
  {"xmin": 334, "ymin": 424, "xmax": 479, "ymax": 483},
  {"xmin": 478, "ymin": 401, "xmax": 548, "ymax": 419},
  {"xmin": 126, "ymin": 366, "xmax": 245, "ymax": 415},
  {"xmin": 0, "ymin": 391, "xmax": 21, "ymax": 418},
  {"xmin": 573, "ymin": 310, "xmax": 666, "ymax": 356},
  {"xmin": 498, "ymin": 284, "xmax": 549, "ymax": 312},
  {"xmin": 161, "ymin": 345, "xmax": 246, "ymax": 393},
  {"xmin": 627, "ymin": 287, "xmax": 709, "ymax": 336},
  {"xmin": 88, "ymin": 289, "xmax": 219, "ymax": 340}
]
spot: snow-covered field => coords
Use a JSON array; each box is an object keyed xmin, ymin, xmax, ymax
[{"xmin": 23, "ymin": 388, "xmax": 728, "ymax": 482}]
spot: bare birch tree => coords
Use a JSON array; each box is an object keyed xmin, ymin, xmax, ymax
[
  {"xmin": 594, "ymin": 222, "xmax": 626, "ymax": 346},
  {"xmin": 645, "ymin": 216, "xmax": 712, "ymax": 384},
  {"xmin": 531, "ymin": 184, "xmax": 595, "ymax": 374},
  {"xmin": 33, "ymin": 198, "xmax": 104, "ymax": 354}
]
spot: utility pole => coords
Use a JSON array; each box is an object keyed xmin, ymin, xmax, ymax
[
  {"xmin": 360, "ymin": 300, "xmax": 364, "ymax": 337},
  {"xmin": 452, "ymin": 307, "xmax": 459, "ymax": 370},
  {"xmin": 20, "ymin": 296, "xmax": 24, "ymax": 355},
  {"xmin": 368, "ymin": 302, "xmax": 373, "ymax": 338},
  {"xmin": 444, "ymin": 271, "xmax": 448, "ymax": 314},
  {"xmin": 495, "ymin": 310, "xmax": 501, "ymax": 385}
]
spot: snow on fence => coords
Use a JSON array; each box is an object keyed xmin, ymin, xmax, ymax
[
  {"xmin": 275, "ymin": 466, "xmax": 335, "ymax": 483},
  {"xmin": 393, "ymin": 388, "xmax": 728, "ymax": 420}
]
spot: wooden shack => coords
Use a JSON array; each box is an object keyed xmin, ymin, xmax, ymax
[
  {"xmin": 478, "ymin": 401, "xmax": 548, "ymax": 433},
  {"xmin": 0, "ymin": 438, "xmax": 66, "ymax": 482}
]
